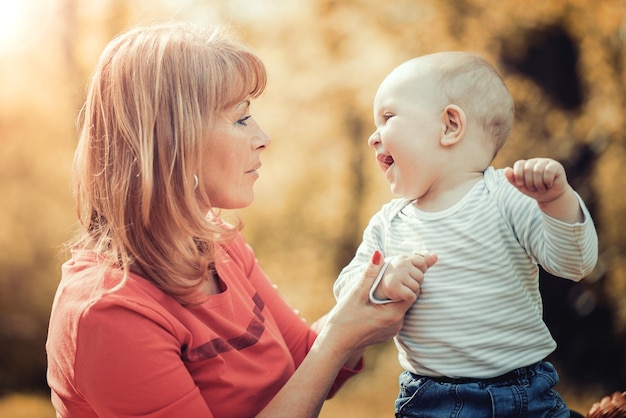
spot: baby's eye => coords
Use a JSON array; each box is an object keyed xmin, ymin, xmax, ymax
[
  {"xmin": 236, "ymin": 115, "xmax": 252, "ymax": 126},
  {"xmin": 383, "ymin": 113, "xmax": 394, "ymax": 121}
]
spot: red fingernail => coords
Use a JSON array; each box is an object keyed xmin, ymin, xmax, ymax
[{"xmin": 371, "ymin": 250, "xmax": 382, "ymax": 265}]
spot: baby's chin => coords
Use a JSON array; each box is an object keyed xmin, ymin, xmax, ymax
[{"xmin": 389, "ymin": 184, "xmax": 417, "ymax": 200}]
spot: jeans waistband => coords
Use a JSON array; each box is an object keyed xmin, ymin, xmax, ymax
[{"xmin": 419, "ymin": 362, "xmax": 540, "ymax": 385}]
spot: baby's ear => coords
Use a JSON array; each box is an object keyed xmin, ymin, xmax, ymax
[{"xmin": 440, "ymin": 104, "xmax": 465, "ymax": 146}]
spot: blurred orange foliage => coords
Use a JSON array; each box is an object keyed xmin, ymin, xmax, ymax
[{"xmin": 0, "ymin": 0, "xmax": 624, "ymax": 416}]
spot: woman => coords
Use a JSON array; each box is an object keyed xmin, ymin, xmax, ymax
[{"xmin": 45, "ymin": 22, "xmax": 433, "ymax": 417}]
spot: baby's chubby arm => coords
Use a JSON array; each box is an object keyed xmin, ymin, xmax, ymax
[
  {"xmin": 372, "ymin": 253, "xmax": 438, "ymax": 302},
  {"xmin": 504, "ymin": 158, "xmax": 583, "ymax": 224}
]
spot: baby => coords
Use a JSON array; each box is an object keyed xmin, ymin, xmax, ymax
[{"xmin": 334, "ymin": 51, "xmax": 598, "ymax": 417}]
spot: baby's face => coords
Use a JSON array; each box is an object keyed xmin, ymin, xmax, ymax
[{"xmin": 368, "ymin": 62, "xmax": 446, "ymax": 201}]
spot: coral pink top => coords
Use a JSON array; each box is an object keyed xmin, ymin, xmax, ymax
[{"xmin": 46, "ymin": 233, "xmax": 361, "ymax": 417}]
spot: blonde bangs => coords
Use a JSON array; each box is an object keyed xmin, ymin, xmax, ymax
[{"xmin": 203, "ymin": 29, "xmax": 267, "ymax": 113}]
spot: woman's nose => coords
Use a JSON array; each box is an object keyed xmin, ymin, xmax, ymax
[
  {"xmin": 250, "ymin": 118, "xmax": 272, "ymax": 149},
  {"xmin": 253, "ymin": 124, "xmax": 271, "ymax": 150}
]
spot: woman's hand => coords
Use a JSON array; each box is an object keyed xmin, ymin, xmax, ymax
[{"xmin": 256, "ymin": 250, "xmax": 436, "ymax": 418}]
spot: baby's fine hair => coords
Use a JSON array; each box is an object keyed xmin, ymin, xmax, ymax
[
  {"xmin": 71, "ymin": 22, "xmax": 266, "ymax": 304},
  {"xmin": 428, "ymin": 51, "xmax": 514, "ymax": 154}
]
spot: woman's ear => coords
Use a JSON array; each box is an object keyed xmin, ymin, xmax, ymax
[{"xmin": 440, "ymin": 104, "xmax": 466, "ymax": 146}]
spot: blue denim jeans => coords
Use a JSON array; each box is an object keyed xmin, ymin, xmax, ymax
[{"xmin": 394, "ymin": 361, "xmax": 570, "ymax": 418}]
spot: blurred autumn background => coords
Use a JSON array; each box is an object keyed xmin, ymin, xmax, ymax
[{"xmin": 1, "ymin": 0, "xmax": 625, "ymax": 416}]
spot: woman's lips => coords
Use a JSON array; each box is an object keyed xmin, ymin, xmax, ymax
[{"xmin": 246, "ymin": 163, "xmax": 262, "ymax": 175}]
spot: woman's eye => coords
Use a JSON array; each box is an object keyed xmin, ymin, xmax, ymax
[{"xmin": 236, "ymin": 115, "xmax": 252, "ymax": 126}]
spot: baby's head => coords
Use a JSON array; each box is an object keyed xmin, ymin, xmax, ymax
[
  {"xmin": 373, "ymin": 51, "xmax": 514, "ymax": 156},
  {"xmin": 369, "ymin": 51, "xmax": 514, "ymax": 201},
  {"xmin": 431, "ymin": 51, "xmax": 513, "ymax": 154}
]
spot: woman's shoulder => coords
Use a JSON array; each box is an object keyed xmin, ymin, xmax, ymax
[
  {"xmin": 59, "ymin": 249, "xmax": 182, "ymax": 319},
  {"xmin": 49, "ymin": 251, "xmax": 188, "ymax": 363}
]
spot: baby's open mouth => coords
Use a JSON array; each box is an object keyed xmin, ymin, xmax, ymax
[{"xmin": 377, "ymin": 154, "xmax": 394, "ymax": 169}]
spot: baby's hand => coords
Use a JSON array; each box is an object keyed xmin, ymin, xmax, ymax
[
  {"xmin": 504, "ymin": 158, "xmax": 584, "ymax": 223},
  {"xmin": 374, "ymin": 253, "xmax": 437, "ymax": 302},
  {"xmin": 503, "ymin": 158, "xmax": 570, "ymax": 204}
]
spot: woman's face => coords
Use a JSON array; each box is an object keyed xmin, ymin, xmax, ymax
[{"xmin": 201, "ymin": 99, "xmax": 271, "ymax": 209}]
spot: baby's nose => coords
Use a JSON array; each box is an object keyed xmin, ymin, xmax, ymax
[{"xmin": 368, "ymin": 131, "xmax": 380, "ymax": 148}]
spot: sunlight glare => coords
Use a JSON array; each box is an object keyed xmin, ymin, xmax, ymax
[{"xmin": 0, "ymin": 0, "xmax": 53, "ymax": 56}]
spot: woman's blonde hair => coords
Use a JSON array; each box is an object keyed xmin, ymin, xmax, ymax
[{"xmin": 71, "ymin": 22, "xmax": 266, "ymax": 304}]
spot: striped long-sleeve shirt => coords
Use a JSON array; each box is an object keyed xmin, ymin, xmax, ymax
[{"xmin": 334, "ymin": 166, "xmax": 598, "ymax": 379}]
